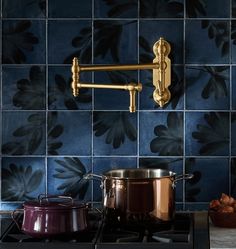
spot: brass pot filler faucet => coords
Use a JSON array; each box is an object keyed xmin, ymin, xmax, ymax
[{"xmin": 71, "ymin": 37, "xmax": 171, "ymax": 112}]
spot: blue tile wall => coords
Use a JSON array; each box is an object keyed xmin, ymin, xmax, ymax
[{"xmin": 0, "ymin": 0, "xmax": 235, "ymax": 211}]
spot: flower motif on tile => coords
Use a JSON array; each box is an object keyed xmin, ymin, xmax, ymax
[
  {"xmin": 3, "ymin": 21, "xmax": 39, "ymax": 64},
  {"xmin": 150, "ymin": 112, "xmax": 183, "ymax": 156},
  {"xmin": 201, "ymin": 20, "xmax": 229, "ymax": 58},
  {"xmin": 93, "ymin": 111, "xmax": 136, "ymax": 149},
  {"xmin": 53, "ymin": 157, "xmax": 90, "ymax": 199},
  {"xmin": 2, "ymin": 113, "xmax": 45, "ymax": 155},
  {"xmin": 47, "ymin": 112, "xmax": 64, "ymax": 155},
  {"xmin": 186, "ymin": 66, "xmax": 228, "ymax": 99},
  {"xmin": 140, "ymin": 0, "xmax": 183, "ymax": 18},
  {"xmin": 140, "ymin": 158, "xmax": 182, "ymax": 169},
  {"xmin": 186, "ymin": 0, "xmax": 206, "ymax": 17},
  {"xmin": 64, "ymin": 26, "xmax": 92, "ymax": 64},
  {"xmin": 49, "ymin": 74, "xmax": 92, "ymax": 110},
  {"xmin": 192, "ymin": 112, "xmax": 229, "ymax": 155},
  {"xmin": 101, "ymin": 0, "xmax": 137, "ymax": 17},
  {"xmin": 13, "ymin": 66, "xmax": 45, "ymax": 109},
  {"xmin": 185, "ymin": 158, "xmax": 202, "ymax": 202},
  {"xmin": 2, "ymin": 163, "xmax": 43, "ymax": 201}
]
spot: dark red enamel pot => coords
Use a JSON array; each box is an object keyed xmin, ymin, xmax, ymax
[{"xmin": 11, "ymin": 195, "xmax": 89, "ymax": 238}]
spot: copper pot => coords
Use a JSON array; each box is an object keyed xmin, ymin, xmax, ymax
[
  {"xmin": 11, "ymin": 195, "xmax": 89, "ymax": 238},
  {"xmin": 85, "ymin": 169, "xmax": 193, "ymax": 222}
]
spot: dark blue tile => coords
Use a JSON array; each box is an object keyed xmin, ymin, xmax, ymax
[
  {"xmin": 139, "ymin": 158, "xmax": 184, "ymax": 202},
  {"xmin": 95, "ymin": 0, "xmax": 138, "ymax": 18},
  {"xmin": 2, "ymin": 66, "xmax": 46, "ymax": 110},
  {"xmin": 232, "ymin": 158, "xmax": 236, "ymax": 198},
  {"xmin": 93, "ymin": 157, "xmax": 136, "ymax": 202},
  {"xmin": 2, "ymin": 0, "xmax": 46, "ymax": 18},
  {"xmin": 233, "ymin": 0, "xmax": 236, "ymax": 17},
  {"xmin": 186, "ymin": 20, "xmax": 229, "ymax": 64},
  {"xmin": 94, "ymin": 71, "xmax": 138, "ymax": 110},
  {"xmin": 2, "ymin": 111, "xmax": 46, "ymax": 155},
  {"xmin": 94, "ymin": 20, "xmax": 138, "ymax": 64},
  {"xmin": 185, "ymin": 112, "xmax": 229, "ymax": 156},
  {"xmin": 186, "ymin": 0, "xmax": 230, "ymax": 18},
  {"xmin": 139, "ymin": 112, "xmax": 183, "ymax": 156},
  {"xmin": 47, "ymin": 157, "xmax": 92, "ymax": 201},
  {"xmin": 184, "ymin": 204, "xmax": 209, "ymax": 211},
  {"xmin": 232, "ymin": 67, "xmax": 236, "ymax": 109},
  {"xmin": 139, "ymin": 20, "xmax": 184, "ymax": 64},
  {"xmin": 2, "ymin": 20, "xmax": 46, "ymax": 64},
  {"xmin": 232, "ymin": 113, "xmax": 236, "ymax": 155},
  {"xmin": 93, "ymin": 111, "xmax": 137, "ymax": 156},
  {"xmin": 140, "ymin": 66, "xmax": 184, "ymax": 110},
  {"xmin": 49, "ymin": 0, "xmax": 92, "ymax": 18},
  {"xmin": 47, "ymin": 111, "xmax": 92, "ymax": 155},
  {"xmin": 186, "ymin": 66, "xmax": 230, "ymax": 110},
  {"xmin": 185, "ymin": 158, "xmax": 229, "ymax": 202},
  {"xmin": 48, "ymin": 20, "xmax": 92, "ymax": 64},
  {"xmin": 48, "ymin": 66, "xmax": 92, "ymax": 110},
  {"xmin": 1, "ymin": 157, "xmax": 45, "ymax": 201},
  {"xmin": 140, "ymin": 0, "xmax": 184, "ymax": 18}
]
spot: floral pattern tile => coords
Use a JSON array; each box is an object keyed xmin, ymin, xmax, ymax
[
  {"xmin": 47, "ymin": 157, "xmax": 92, "ymax": 201},
  {"xmin": 47, "ymin": 111, "xmax": 92, "ymax": 155},
  {"xmin": 48, "ymin": 66, "xmax": 92, "ymax": 110},
  {"xmin": 185, "ymin": 66, "xmax": 230, "ymax": 110},
  {"xmin": 185, "ymin": 20, "xmax": 229, "ymax": 64},
  {"xmin": 139, "ymin": 112, "xmax": 183, "ymax": 156},
  {"xmin": 2, "ymin": 66, "xmax": 46, "ymax": 110},
  {"xmin": 185, "ymin": 158, "xmax": 229, "ymax": 202},
  {"xmin": 185, "ymin": 112, "xmax": 229, "ymax": 156},
  {"xmin": 1, "ymin": 157, "xmax": 45, "ymax": 201},
  {"xmin": 48, "ymin": 0, "xmax": 92, "ymax": 18},
  {"xmin": 2, "ymin": 20, "xmax": 46, "ymax": 64},
  {"xmin": 2, "ymin": 111, "xmax": 46, "ymax": 155},
  {"xmin": 93, "ymin": 111, "xmax": 137, "ymax": 156}
]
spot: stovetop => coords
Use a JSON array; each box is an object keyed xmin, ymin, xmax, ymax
[{"xmin": 0, "ymin": 212, "xmax": 210, "ymax": 249}]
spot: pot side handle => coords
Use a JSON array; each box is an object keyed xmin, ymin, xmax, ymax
[
  {"xmin": 11, "ymin": 209, "xmax": 24, "ymax": 231},
  {"xmin": 172, "ymin": 173, "xmax": 194, "ymax": 187},
  {"xmin": 83, "ymin": 173, "xmax": 103, "ymax": 181}
]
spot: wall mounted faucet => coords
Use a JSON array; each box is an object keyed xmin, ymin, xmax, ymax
[{"xmin": 71, "ymin": 37, "xmax": 171, "ymax": 112}]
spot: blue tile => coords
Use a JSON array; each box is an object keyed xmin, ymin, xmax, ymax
[
  {"xmin": 95, "ymin": 0, "xmax": 138, "ymax": 18},
  {"xmin": 232, "ymin": 67, "xmax": 236, "ymax": 109},
  {"xmin": 47, "ymin": 157, "xmax": 92, "ymax": 201},
  {"xmin": 186, "ymin": 0, "xmax": 230, "ymax": 18},
  {"xmin": 48, "ymin": 66, "xmax": 92, "ymax": 110},
  {"xmin": 1, "ymin": 203, "xmax": 22, "ymax": 211},
  {"xmin": 232, "ymin": 158, "xmax": 236, "ymax": 198},
  {"xmin": 2, "ymin": 0, "xmax": 46, "ymax": 18},
  {"xmin": 94, "ymin": 20, "xmax": 138, "ymax": 64},
  {"xmin": 184, "ymin": 204, "xmax": 209, "ymax": 211},
  {"xmin": 232, "ymin": 113, "xmax": 236, "ymax": 155},
  {"xmin": 1, "ymin": 157, "xmax": 45, "ymax": 201},
  {"xmin": 185, "ymin": 158, "xmax": 229, "ymax": 202},
  {"xmin": 233, "ymin": 0, "xmax": 236, "ymax": 17},
  {"xmin": 140, "ymin": 66, "xmax": 184, "ymax": 110},
  {"xmin": 139, "ymin": 112, "xmax": 183, "ymax": 156},
  {"xmin": 2, "ymin": 111, "xmax": 46, "ymax": 155},
  {"xmin": 49, "ymin": 0, "xmax": 92, "ymax": 18},
  {"xmin": 186, "ymin": 66, "xmax": 230, "ymax": 110},
  {"xmin": 186, "ymin": 20, "xmax": 229, "ymax": 64},
  {"xmin": 93, "ymin": 157, "xmax": 136, "ymax": 201},
  {"xmin": 139, "ymin": 158, "xmax": 184, "ymax": 202},
  {"xmin": 185, "ymin": 112, "xmax": 229, "ymax": 156},
  {"xmin": 94, "ymin": 71, "xmax": 138, "ymax": 110},
  {"xmin": 2, "ymin": 20, "xmax": 46, "ymax": 64},
  {"xmin": 48, "ymin": 20, "xmax": 92, "ymax": 64},
  {"xmin": 93, "ymin": 111, "xmax": 137, "ymax": 156},
  {"xmin": 2, "ymin": 66, "xmax": 46, "ymax": 110},
  {"xmin": 139, "ymin": 20, "xmax": 184, "ymax": 64},
  {"xmin": 140, "ymin": 0, "xmax": 184, "ymax": 18},
  {"xmin": 47, "ymin": 111, "xmax": 92, "ymax": 155}
]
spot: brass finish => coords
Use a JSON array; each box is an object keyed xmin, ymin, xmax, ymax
[{"xmin": 71, "ymin": 37, "xmax": 171, "ymax": 111}]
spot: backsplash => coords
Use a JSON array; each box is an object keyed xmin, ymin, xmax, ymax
[{"xmin": 0, "ymin": 0, "xmax": 235, "ymax": 211}]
